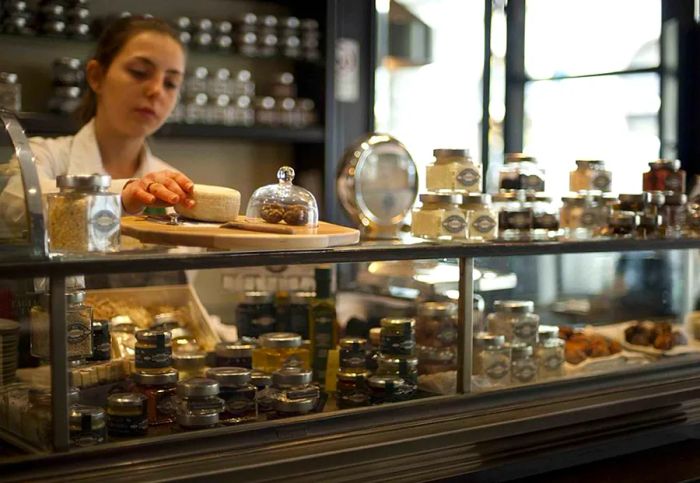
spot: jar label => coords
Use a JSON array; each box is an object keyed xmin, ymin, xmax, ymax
[
  {"xmin": 380, "ymin": 334, "xmax": 416, "ymax": 355},
  {"xmin": 340, "ymin": 354, "xmax": 366, "ymax": 368},
  {"xmin": 533, "ymin": 213, "xmax": 558, "ymax": 230},
  {"xmin": 281, "ymin": 353, "xmax": 305, "ymax": 369},
  {"xmin": 286, "ymin": 387, "xmax": 320, "ymax": 401},
  {"xmin": 581, "ymin": 210, "xmax": 597, "ymax": 227},
  {"xmin": 91, "ymin": 209, "xmax": 120, "ymax": 234},
  {"xmin": 67, "ymin": 322, "xmax": 91, "ymax": 344},
  {"xmin": 502, "ymin": 211, "xmax": 532, "ymax": 230},
  {"xmin": 442, "ymin": 214, "xmax": 467, "ymax": 234},
  {"xmin": 513, "ymin": 321, "xmax": 538, "ymax": 340},
  {"xmin": 456, "ymin": 167, "xmax": 480, "ymax": 188},
  {"xmin": 485, "ymin": 360, "xmax": 509, "ymax": 380},
  {"xmin": 252, "ymin": 316, "xmax": 275, "ymax": 328},
  {"xmin": 107, "ymin": 415, "xmax": 148, "ymax": 435},
  {"xmin": 136, "ymin": 346, "xmax": 172, "ymax": 368},
  {"xmin": 544, "ymin": 353, "xmax": 564, "ymax": 370},
  {"xmin": 224, "ymin": 394, "xmax": 256, "ymax": 416},
  {"xmin": 156, "ymin": 394, "xmax": 176, "ymax": 416},
  {"xmin": 593, "ymin": 173, "xmax": 611, "ymax": 190},
  {"xmin": 665, "ymin": 173, "xmax": 682, "ymax": 191},
  {"xmin": 513, "ymin": 363, "xmax": 536, "ymax": 382},
  {"xmin": 436, "ymin": 327, "xmax": 458, "ymax": 345},
  {"xmin": 472, "ymin": 215, "xmax": 496, "ymax": 234}
]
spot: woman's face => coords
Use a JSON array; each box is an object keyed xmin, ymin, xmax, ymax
[{"xmin": 90, "ymin": 31, "xmax": 185, "ymax": 138}]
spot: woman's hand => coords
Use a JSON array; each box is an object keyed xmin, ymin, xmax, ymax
[{"xmin": 121, "ymin": 170, "xmax": 195, "ymax": 214}]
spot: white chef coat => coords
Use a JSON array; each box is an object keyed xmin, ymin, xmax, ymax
[{"xmin": 0, "ymin": 118, "xmax": 172, "ymax": 226}]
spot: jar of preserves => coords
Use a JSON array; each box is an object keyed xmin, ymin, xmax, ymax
[
  {"xmin": 416, "ymin": 301, "xmax": 458, "ymax": 349},
  {"xmin": 499, "ymin": 153, "xmax": 545, "ymax": 191},
  {"xmin": 608, "ymin": 211, "xmax": 638, "ymax": 237},
  {"xmin": 411, "ymin": 194, "xmax": 468, "ymax": 240},
  {"xmin": 173, "ymin": 352, "xmax": 207, "ymax": 380},
  {"xmin": 416, "ymin": 345, "xmax": 457, "ymax": 375},
  {"xmin": 472, "ymin": 333, "xmax": 505, "ymax": 376},
  {"xmin": 492, "ymin": 190, "xmax": 533, "ymax": 240},
  {"xmin": 175, "ymin": 377, "xmax": 223, "ymax": 429},
  {"xmin": 367, "ymin": 374, "xmax": 414, "ymax": 404},
  {"xmin": 379, "ymin": 318, "xmax": 416, "ymax": 356},
  {"xmin": 486, "ymin": 300, "xmax": 540, "ymax": 345},
  {"xmin": 215, "ymin": 342, "xmax": 253, "ymax": 368},
  {"xmin": 253, "ymin": 332, "xmax": 310, "ymax": 373},
  {"xmin": 135, "ymin": 330, "xmax": 172, "ymax": 374},
  {"xmin": 643, "ymin": 159, "xmax": 686, "ymax": 194},
  {"xmin": 479, "ymin": 336, "xmax": 511, "ymax": 387},
  {"xmin": 619, "ymin": 193, "xmax": 650, "ymax": 212},
  {"xmin": 559, "ymin": 193, "xmax": 602, "ymax": 239},
  {"xmin": 235, "ymin": 291, "xmax": 275, "ymax": 337},
  {"xmin": 637, "ymin": 212, "xmax": 662, "ymax": 238},
  {"xmin": 461, "ymin": 193, "xmax": 498, "ymax": 241},
  {"xmin": 133, "ymin": 370, "xmax": 178, "ymax": 425},
  {"xmin": 250, "ymin": 370, "xmax": 275, "ymax": 415},
  {"xmin": 510, "ymin": 343, "xmax": 537, "ymax": 385},
  {"xmin": 570, "ymin": 160, "xmax": 612, "ymax": 192},
  {"xmin": 271, "ymin": 367, "xmax": 319, "ymax": 417},
  {"xmin": 106, "ymin": 393, "xmax": 148, "ymax": 437},
  {"xmin": 336, "ymin": 370, "xmax": 370, "ymax": 409},
  {"xmin": 338, "ymin": 337, "xmax": 367, "ymax": 373},
  {"xmin": 660, "ymin": 193, "xmax": 687, "ymax": 238},
  {"xmin": 528, "ymin": 193, "xmax": 560, "ymax": 240},
  {"xmin": 206, "ymin": 367, "xmax": 257, "ymax": 424},
  {"xmin": 376, "ymin": 354, "xmax": 419, "ymax": 386},
  {"xmin": 537, "ymin": 338, "xmax": 565, "ymax": 380},
  {"xmin": 425, "ymin": 148, "xmax": 482, "ymax": 194},
  {"xmin": 31, "ymin": 290, "xmax": 93, "ymax": 362},
  {"xmin": 69, "ymin": 405, "xmax": 106, "ymax": 447}
]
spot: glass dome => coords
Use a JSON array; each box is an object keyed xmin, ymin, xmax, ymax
[{"xmin": 245, "ymin": 166, "xmax": 319, "ymax": 227}]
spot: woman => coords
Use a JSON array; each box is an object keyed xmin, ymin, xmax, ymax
[{"xmin": 1, "ymin": 15, "xmax": 195, "ymax": 225}]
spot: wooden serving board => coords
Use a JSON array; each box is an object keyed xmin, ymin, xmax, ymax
[{"xmin": 120, "ymin": 215, "xmax": 360, "ymax": 250}]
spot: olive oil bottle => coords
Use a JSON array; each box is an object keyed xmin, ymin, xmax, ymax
[{"xmin": 309, "ymin": 268, "xmax": 338, "ymax": 385}]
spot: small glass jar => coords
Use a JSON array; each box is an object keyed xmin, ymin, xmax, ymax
[
  {"xmin": 537, "ymin": 325, "xmax": 559, "ymax": 343},
  {"xmin": 24, "ymin": 388, "xmax": 52, "ymax": 449},
  {"xmin": 416, "ymin": 301, "xmax": 458, "ymax": 349},
  {"xmin": 288, "ymin": 291, "xmax": 315, "ymax": 339},
  {"xmin": 69, "ymin": 405, "xmax": 106, "ymax": 447},
  {"xmin": 479, "ymin": 336, "xmax": 511, "ymax": 387},
  {"xmin": 175, "ymin": 377, "xmax": 224, "ymax": 429},
  {"xmin": 235, "ymin": 291, "xmax": 275, "ymax": 338},
  {"xmin": 660, "ymin": 193, "xmax": 687, "ymax": 238},
  {"xmin": 253, "ymin": 332, "xmax": 310, "ymax": 373},
  {"xmin": 367, "ymin": 375, "xmax": 414, "ymax": 404},
  {"xmin": 336, "ymin": 370, "xmax": 370, "ymax": 409},
  {"xmin": 472, "ymin": 332, "xmax": 505, "ymax": 376},
  {"xmin": 510, "ymin": 343, "xmax": 537, "ymax": 385},
  {"xmin": 499, "ymin": 153, "xmax": 545, "ymax": 191},
  {"xmin": 0, "ymin": 72, "xmax": 21, "ymax": 111},
  {"xmin": 411, "ymin": 194, "xmax": 468, "ymax": 240},
  {"xmin": 643, "ymin": 159, "xmax": 686, "ymax": 194},
  {"xmin": 492, "ymin": 191, "xmax": 533, "ymax": 240},
  {"xmin": 170, "ymin": 327, "xmax": 199, "ymax": 354},
  {"xmin": 644, "ymin": 191, "xmax": 666, "ymax": 217},
  {"xmin": 47, "ymin": 174, "xmax": 121, "ymax": 253},
  {"xmin": 206, "ymin": 367, "xmax": 258, "ymax": 424},
  {"xmin": 251, "ymin": 370, "xmax": 275, "ymax": 415},
  {"xmin": 528, "ymin": 193, "xmax": 560, "ymax": 240},
  {"xmin": 559, "ymin": 194, "xmax": 602, "ymax": 239},
  {"xmin": 110, "ymin": 315, "xmax": 137, "ymax": 360},
  {"xmin": 609, "ymin": 211, "xmax": 638, "ymax": 237},
  {"xmin": 87, "ymin": 319, "xmax": 111, "ymax": 362},
  {"xmin": 338, "ymin": 337, "xmax": 368, "ymax": 373},
  {"xmin": 215, "ymin": 342, "xmax": 253, "ymax": 368},
  {"xmin": 425, "ymin": 148, "xmax": 482, "ymax": 194},
  {"xmin": 272, "ymin": 367, "xmax": 319, "ymax": 417},
  {"xmin": 376, "ymin": 354, "xmax": 419, "ymax": 386},
  {"xmin": 619, "ymin": 193, "xmax": 650, "ymax": 212},
  {"xmin": 537, "ymin": 338, "xmax": 565, "ymax": 380},
  {"xmin": 135, "ymin": 330, "xmax": 172, "ymax": 374},
  {"xmin": 570, "ymin": 160, "xmax": 612, "ymax": 192},
  {"xmin": 636, "ymin": 213, "xmax": 662, "ymax": 238},
  {"xmin": 106, "ymin": 393, "xmax": 148, "ymax": 437},
  {"xmin": 486, "ymin": 300, "xmax": 540, "ymax": 345},
  {"xmin": 416, "ymin": 345, "xmax": 457, "ymax": 375},
  {"xmin": 380, "ymin": 318, "xmax": 416, "ymax": 356},
  {"xmin": 133, "ymin": 370, "xmax": 178, "ymax": 426},
  {"xmin": 461, "ymin": 193, "xmax": 498, "ymax": 241},
  {"xmin": 173, "ymin": 352, "xmax": 207, "ymax": 380}
]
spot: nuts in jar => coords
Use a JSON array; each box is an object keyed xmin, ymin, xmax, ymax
[
  {"xmin": 411, "ymin": 194, "xmax": 468, "ymax": 240},
  {"xmin": 425, "ymin": 148, "xmax": 482, "ymax": 193}
]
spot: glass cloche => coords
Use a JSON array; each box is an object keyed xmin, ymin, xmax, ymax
[{"xmin": 246, "ymin": 166, "xmax": 319, "ymax": 227}]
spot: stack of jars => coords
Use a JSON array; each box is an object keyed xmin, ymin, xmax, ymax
[
  {"xmin": 412, "ymin": 149, "xmax": 498, "ymax": 242},
  {"xmin": 415, "ymin": 301, "xmax": 458, "ymax": 394},
  {"xmin": 335, "ymin": 337, "xmax": 370, "ymax": 408},
  {"xmin": 368, "ymin": 318, "xmax": 418, "ymax": 403}
]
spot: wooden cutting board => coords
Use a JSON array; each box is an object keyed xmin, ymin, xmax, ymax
[{"xmin": 120, "ymin": 215, "xmax": 360, "ymax": 250}]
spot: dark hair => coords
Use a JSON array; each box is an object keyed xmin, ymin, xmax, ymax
[{"xmin": 77, "ymin": 15, "xmax": 184, "ymax": 126}]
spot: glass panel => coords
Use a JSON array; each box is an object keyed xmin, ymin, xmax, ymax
[
  {"xmin": 525, "ymin": 0, "xmax": 661, "ymax": 79},
  {"xmin": 473, "ymin": 250, "xmax": 695, "ymax": 391},
  {"xmin": 522, "ymin": 73, "xmax": 660, "ymax": 201}
]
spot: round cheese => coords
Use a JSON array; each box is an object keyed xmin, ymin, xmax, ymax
[{"xmin": 175, "ymin": 184, "xmax": 241, "ymax": 222}]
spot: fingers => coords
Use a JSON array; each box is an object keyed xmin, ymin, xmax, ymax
[
  {"xmin": 147, "ymin": 182, "xmax": 180, "ymax": 205},
  {"xmin": 172, "ymin": 172, "xmax": 194, "ymax": 193}
]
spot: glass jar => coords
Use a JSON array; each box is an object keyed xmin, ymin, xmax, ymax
[
  {"xmin": 570, "ymin": 160, "xmax": 612, "ymax": 192},
  {"xmin": 660, "ymin": 193, "xmax": 687, "ymax": 238},
  {"xmin": 416, "ymin": 345, "xmax": 457, "ymax": 375},
  {"xmin": 336, "ymin": 370, "xmax": 370, "ymax": 409},
  {"xmin": 253, "ymin": 332, "xmax": 310, "ymax": 373},
  {"xmin": 23, "ymin": 388, "xmax": 53, "ymax": 449},
  {"xmin": 380, "ymin": 317, "xmax": 416, "ymax": 356},
  {"xmin": 0, "ymin": 72, "xmax": 21, "ymax": 111},
  {"xmin": 486, "ymin": 300, "xmax": 540, "ymax": 345},
  {"xmin": 608, "ymin": 211, "xmax": 638, "ymax": 237},
  {"xmin": 106, "ymin": 393, "xmax": 148, "ymax": 437},
  {"xmin": 52, "ymin": 57, "xmax": 83, "ymax": 86},
  {"xmin": 206, "ymin": 367, "xmax": 257, "ymax": 424},
  {"xmin": 537, "ymin": 338, "xmax": 565, "ymax": 380},
  {"xmin": 287, "ymin": 291, "xmax": 314, "ymax": 338},
  {"xmin": 87, "ymin": 319, "xmax": 111, "ymax": 362},
  {"xmin": 644, "ymin": 191, "xmax": 666, "ymax": 217},
  {"xmin": 47, "ymin": 174, "xmax": 121, "ymax": 253},
  {"xmin": 461, "ymin": 194, "xmax": 498, "ymax": 241},
  {"xmin": 173, "ymin": 352, "xmax": 207, "ymax": 380},
  {"xmin": 367, "ymin": 375, "xmax": 414, "ymax": 404},
  {"xmin": 175, "ymin": 377, "xmax": 223, "ymax": 429},
  {"xmin": 643, "ymin": 159, "xmax": 686, "ymax": 194},
  {"xmin": 425, "ymin": 148, "xmax": 482, "ymax": 194},
  {"xmin": 251, "ymin": 370, "xmax": 275, "ymax": 415},
  {"xmin": 416, "ymin": 301, "xmax": 458, "ymax": 349},
  {"xmin": 135, "ymin": 330, "xmax": 172, "ymax": 374},
  {"xmin": 110, "ymin": 315, "xmax": 137, "ymax": 360},
  {"xmin": 492, "ymin": 190, "xmax": 533, "ymax": 240},
  {"xmin": 376, "ymin": 354, "xmax": 419, "ymax": 386},
  {"xmin": 479, "ymin": 336, "xmax": 511, "ymax": 387},
  {"xmin": 637, "ymin": 212, "xmax": 662, "ymax": 239},
  {"xmin": 499, "ymin": 153, "xmax": 545, "ymax": 191},
  {"xmin": 528, "ymin": 193, "xmax": 560, "ymax": 240},
  {"xmin": 559, "ymin": 194, "xmax": 602, "ymax": 239},
  {"xmin": 133, "ymin": 370, "xmax": 178, "ymax": 426},
  {"xmin": 472, "ymin": 333, "xmax": 505, "ymax": 376},
  {"xmin": 235, "ymin": 291, "xmax": 275, "ymax": 338},
  {"xmin": 30, "ymin": 290, "xmax": 93, "ymax": 361},
  {"xmin": 339, "ymin": 337, "xmax": 367, "ymax": 373},
  {"xmin": 510, "ymin": 343, "xmax": 537, "ymax": 385},
  {"xmin": 170, "ymin": 327, "xmax": 199, "ymax": 354},
  {"xmin": 271, "ymin": 367, "xmax": 319, "ymax": 417},
  {"xmin": 411, "ymin": 194, "xmax": 468, "ymax": 240},
  {"xmin": 215, "ymin": 342, "xmax": 253, "ymax": 368},
  {"xmin": 619, "ymin": 193, "xmax": 649, "ymax": 212},
  {"xmin": 537, "ymin": 325, "xmax": 559, "ymax": 343},
  {"xmin": 69, "ymin": 405, "xmax": 106, "ymax": 447}
]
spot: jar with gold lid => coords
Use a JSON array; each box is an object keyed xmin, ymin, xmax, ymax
[
  {"xmin": 252, "ymin": 332, "xmax": 310, "ymax": 373},
  {"xmin": 411, "ymin": 194, "xmax": 468, "ymax": 240},
  {"xmin": 135, "ymin": 330, "xmax": 172, "ymax": 374},
  {"xmin": 133, "ymin": 369, "xmax": 178, "ymax": 425},
  {"xmin": 425, "ymin": 148, "xmax": 482, "ymax": 194},
  {"xmin": 461, "ymin": 193, "xmax": 498, "ymax": 241},
  {"xmin": 338, "ymin": 337, "xmax": 367, "ymax": 373},
  {"xmin": 106, "ymin": 393, "xmax": 148, "ymax": 437},
  {"xmin": 379, "ymin": 317, "xmax": 416, "ymax": 355},
  {"xmin": 336, "ymin": 370, "xmax": 370, "ymax": 409},
  {"xmin": 69, "ymin": 405, "xmax": 106, "ymax": 447}
]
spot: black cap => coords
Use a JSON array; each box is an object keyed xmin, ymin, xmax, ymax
[{"xmin": 314, "ymin": 268, "xmax": 332, "ymax": 299}]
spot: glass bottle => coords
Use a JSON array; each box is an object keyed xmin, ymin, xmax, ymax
[
  {"xmin": 643, "ymin": 159, "xmax": 686, "ymax": 194},
  {"xmin": 106, "ymin": 393, "xmax": 148, "ymax": 437},
  {"xmin": 309, "ymin": 268, "xmax": 338, "ymax": 384},
  {"xmin": 380, "ymin": 317, "xmax": 416, "ymax": 356},
  {"xmin": 252, "ymin": 332, "xmax": 310, "ymax": 373},
  {"xmin": 133, "ymin": 370, "xmax": 179, "ymax": 425},
  {"xmin": 235, "ymin": 291, "xmax": 275, "ymax": 338},
  {"xmin": 173, "ymin": 352, "xmax": 207, "ymax": 380},
  {"xmin": 175, "ymin": 377, "xmax": 223, "ymax": 430},
  {"xmin": 510, "ymin": 343, "xmax": 537, "ymax": 385},
  {"xmin": 486, "ymin": 300, "xmax": 540, "ymax": 345},
  {"xmin": 336, "ymin": 370, "xmax": 370, "ymax": 409},
  {"xmin": 425, "ymin": 148, "xmax": 482, "ymax": 194},
  {"xmin": 479, "ymin": 336, "xmax": 511, "ymax": 387},
  {"xmin": 216, "ymin": 342, "xmax": 253, "ymax": 368},
  {"xmin": 411, "ymin": 194, "xmax": 468, "ymax": 240},
  {"xmin": 499, "ymin": 153, "xmax": 545, "ymax": 191},
  {"xmin": 134, "ymin": 330, "xmax": 173, "ymax": 374},
  {"xmin": 69, "ymin": 405, "xmax": 106, "ymax": 447},
  {"xmin": 570, "ymin": 160, "xmax": 612, "ymax": 192},
  {"xmin": 206, "ymin": 367, "xmax": 257, "ymax": 424},
  {"xmin": 461, "ymin": 193, "xmax": 498, "ymax": 241}
]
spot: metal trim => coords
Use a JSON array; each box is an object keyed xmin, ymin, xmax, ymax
[
  {"xmin": 49, "ymin": 276, "xmax": 69, "ymax": 452},
  {"xmin": 457, "ymin": 257, "xmax": 474, "ymax": 393}
]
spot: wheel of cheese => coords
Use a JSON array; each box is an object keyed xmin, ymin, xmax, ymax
[{"xmin": 174, "ymin": 184, "xmax": 241, "ymax": 222}]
